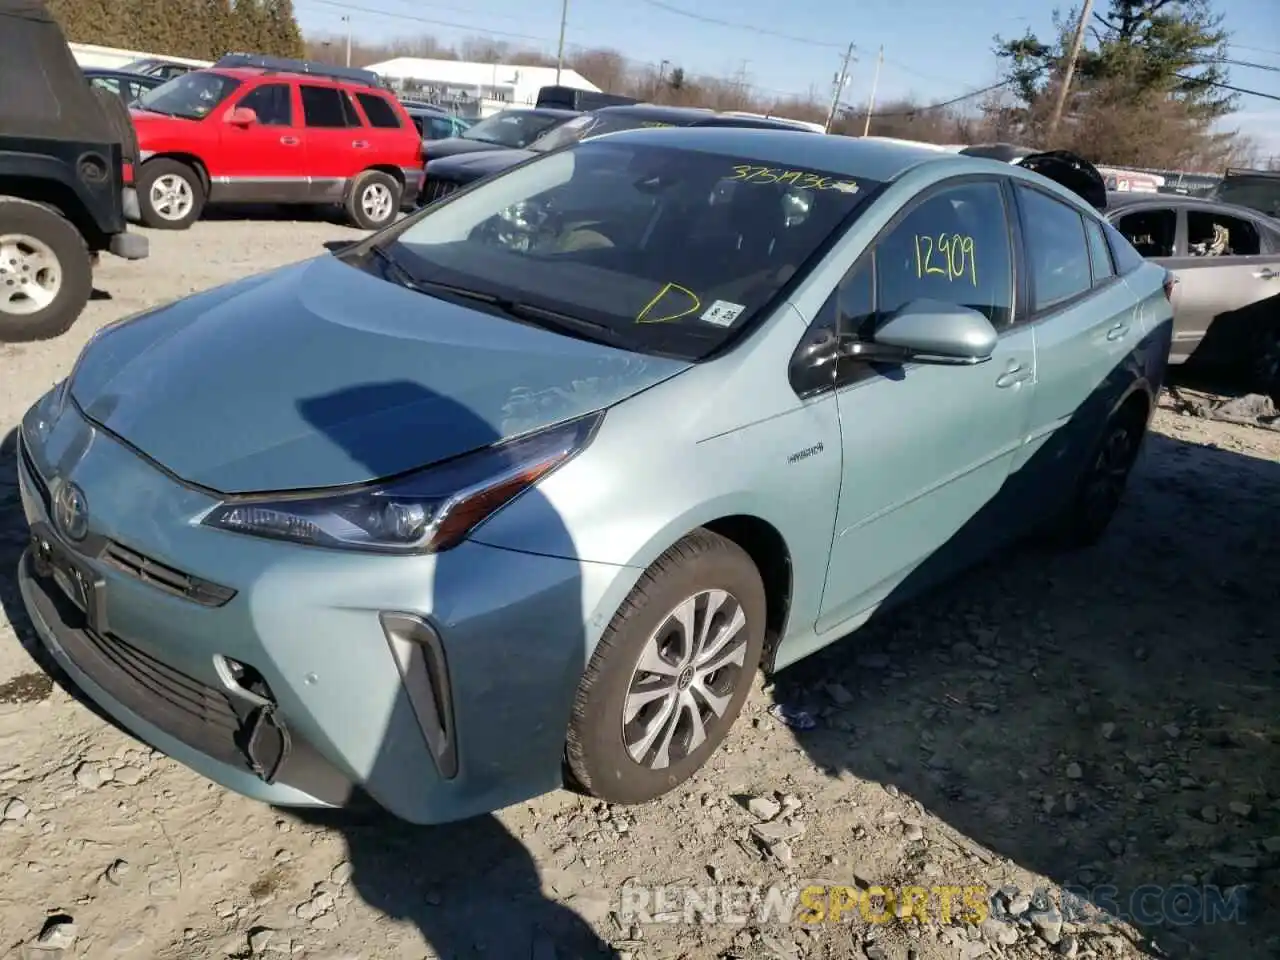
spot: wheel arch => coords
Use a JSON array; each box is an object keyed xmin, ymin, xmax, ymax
[
  {"xmin": 0, "ymin": 178, "xmax": 101, "ymax": 248},
  {"xmin": 613, "ymin": 510, "xmax": 795, "ymax": 675},
  {"xmin": 141, "ymin": 153, "xmax": 210, "ymax": 194}
]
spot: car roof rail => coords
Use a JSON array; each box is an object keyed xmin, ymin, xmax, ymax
[{"xmin": 213, "ymin": 53, "xmax": 387, "ymax": 89}]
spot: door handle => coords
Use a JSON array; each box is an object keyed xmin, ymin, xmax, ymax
[
  {"xmin": 352, "ymin": 139, "xmax": 369, "ymax": 148},
  {"xmin": 995, "ymin": 362, "xmax": 1032, "ymax": 389},
  {"xmin": 279, "ymin": 136, "xmax": 299, "ymax": 146},
  {"xmin": 1106, "ymin": 322, "xmax": 1130, "ymax": 342},
  {"xmin": 1254, "ymin": 268, "xmax": 1280, "ymax": 280}
]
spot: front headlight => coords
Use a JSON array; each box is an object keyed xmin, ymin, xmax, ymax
[{"xmin": 200, "ymin": 412, "xmax": 602, "ymax": 554}]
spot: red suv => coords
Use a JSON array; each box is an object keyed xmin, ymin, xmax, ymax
[{"xmin": 125, "ymin": 64, "xmax": 424, "ymax": 230}]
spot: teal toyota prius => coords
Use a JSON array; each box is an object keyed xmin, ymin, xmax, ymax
[{"xmin": 15, "ymin": 129, "xmax": 1173, "ymax": 823}]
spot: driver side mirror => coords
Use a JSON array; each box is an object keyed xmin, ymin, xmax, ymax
[
  {"xmin": 226, "ymin": 107, "xmax": 258, "ymax": 127},
  {"xmin": 842, "ymin": 299, "xmax": 998, "ymax": 365}
]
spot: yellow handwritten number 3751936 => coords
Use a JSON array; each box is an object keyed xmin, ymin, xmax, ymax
[{"xmin": 914, "ymin": 234, "xmax": 977, "ymax": 286}]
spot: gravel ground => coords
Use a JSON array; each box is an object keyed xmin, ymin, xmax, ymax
[{"xmin": 1, "ymin": 218, "xmax": 1279, "ymax": 960}]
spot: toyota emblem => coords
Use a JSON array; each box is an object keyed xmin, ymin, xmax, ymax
[{"xmin": 54, "ymin": 481, "xmax": 89, "ymax": 542}]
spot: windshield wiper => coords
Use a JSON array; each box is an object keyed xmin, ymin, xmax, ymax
[
  {"xmin": 413, "ymin": 281, "xmax": 623, "ymax": 344},
  {"xmin": 365, "ymin": 244, "xmax": 425, "ymax": 292},
  {"xmin": 364, "ymin": 246, "xmax": 622, "ymax": 344}
]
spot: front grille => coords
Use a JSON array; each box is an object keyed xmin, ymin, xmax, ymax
[
  {"xmin": 19, "ymin": 433, "xmax": 235, "ymax": 608},
  {"xmin": 421, "ymin": 178, "xmax": 459, "ymax": 204},
  {"xmin": 101, "ymin": 540, "xmax": 236, "ymax": 608}
]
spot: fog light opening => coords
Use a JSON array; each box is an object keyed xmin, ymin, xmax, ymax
[{"xmin": 379, "ymin": 613, "xmax": 458, "ymax": 780}]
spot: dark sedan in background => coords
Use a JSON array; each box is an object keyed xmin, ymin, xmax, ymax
[
  {"xmin": 82, "ymin": 67, "xmax": 164, "ymax": 104},
  {"xmin": 418, "ymin": 104, "xmax": 822, "ymax": 205},
  {"xmin": 423, "ymin": 107, "xmax": 581, "ymax": 161}
]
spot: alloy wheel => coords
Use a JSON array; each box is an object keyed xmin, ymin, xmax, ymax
[
  {"xmin": 0, "ymin": 233, "xmax": 62, "ymax": 317},
  {"xmin": 361, "ymin": 183, "xmax": 394, "ymax": 223},
  {"xmin": 622, "ymin": 589, "xmax": 750, "ymax": 771},
  {"xmin": 1081, "ymin": 423, "xmax": 1137, "ymax": 529},
  {"xmin": 149, "ymin": 174, "xmax": 194, "ymax": 221}
]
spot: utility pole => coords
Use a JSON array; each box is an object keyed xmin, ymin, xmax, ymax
[
  {"xmin": 862, "ymin": 45, "xmax": 883, "ymax": 136},
  {"xmin": 341, "ymin": 15, "xmax": 351, "ymax": 67},
  {"xmin": 554, "ymin": 0, "xmax": 569, "ymax": 85},
  {"xmin": 1045, "ymin": 0, "xmax": 1093, "ymax": 142},
  {"xmin": 824, "ymin": 42, "xmax": 855, "ymax": 134}
]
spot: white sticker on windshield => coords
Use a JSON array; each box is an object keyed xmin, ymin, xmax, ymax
[{"xmin": 701, "ymin": 301, "xmax": 746, "ymax": 327}]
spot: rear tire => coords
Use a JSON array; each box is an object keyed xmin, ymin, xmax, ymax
[
  {"xmin": 565, "ymin": 530, "xmax": 766, "ymax": 805},
  {"xmin": 136, "ymin": 158, "xmax": 205, "ymax": 230},
  {"xmin": 0, "ymin": 197, "xmax": 93, "ymax": 342},
  {"xmin": 1053, "ymin": 403, "xmax": 1147, "ymax": 549},
  {"xmin": 345, "ymin": 171, "xmax": 402, "ymax": 230}
]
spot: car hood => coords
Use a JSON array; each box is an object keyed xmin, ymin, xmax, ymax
[
  {"xmin": 425, "ymin": 137, "xmax": 511, "ymax": 159},
  {"xmin": 432, "ymin": 149, "xmax": 533, "ymax": 180},
  {"xmin": 69, "ymin": 255, "xmax": 690, "ymax": 494}
]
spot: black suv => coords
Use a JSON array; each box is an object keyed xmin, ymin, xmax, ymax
[
  {"xmin": 0, "ymin": 0, "xmax": 148, "ymax": 341},
  {"xmin": 1211, "ymin": 167, "xmax": 1280, "ymax": 220},
  {"xmin": 418, "ymin": 104, "xmax": 821, "ymax": 204}
]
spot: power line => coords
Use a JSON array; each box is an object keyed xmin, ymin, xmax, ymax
[
  {"xmin": 636, "ymin": 0, "xmax": 848, "ymax": 50},
  {"xmin": 298, "ymin": 0, "xmax": 559, "ymax": 45},
  {"xmin": 845, "ymin": 79, "xmax": 1014, "ymax": 118},
  {"xmin": 1175, "ymin": 73, "xmax": 1280, "ymax": 102}
]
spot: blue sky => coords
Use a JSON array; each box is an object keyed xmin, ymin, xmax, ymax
[{"xmin": 294, "ymin": 0, "xmax": 1280, "ymax": 157}]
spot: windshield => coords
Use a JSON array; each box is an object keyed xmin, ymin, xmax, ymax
[
  {"xmin": 529, "ymin": 113, "xmax": 679, "ymax": 153},
  {"xmin": 461, "ymin": 110, "xmax": 566, "ymax": 147},
  {"xmin": 1214, "ymin": 177, "xmax": 1280, "ymax": 219},
  {"xmin": 136, "ymin": 71, "xmax": 241, "ymax": 120},
  {"xmin": 381, "ymin": 140, "xmax": 876, "ymax": 360}
]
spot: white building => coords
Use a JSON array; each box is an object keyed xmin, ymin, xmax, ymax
[{"xmin": 364, "ymin": 58, "xmax": 600, "ymax": 119}]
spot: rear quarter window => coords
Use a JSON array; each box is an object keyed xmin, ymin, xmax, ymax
[
  {"xmin": 1100, "ymin": 219, "xmax": 1147, "ymax": 275},
  {"xmin": 357, "ymin": 92, "xmax": 403, "ymax": 129}
]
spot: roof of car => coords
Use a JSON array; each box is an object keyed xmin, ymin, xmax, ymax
[
  {"xmin": 489, "ymin": 106, "xmax": 581, "ymax": 119},
  {"xmin": 597, "ymin": 125, "xmax": 984, "ymax": 182},
  {"xmin": 208, "ymin": 66, "xmax": 378, "ymax": 89},
  {"xmin": 83, "ymin": 67, "xmax": 160, "ymax": 79}
]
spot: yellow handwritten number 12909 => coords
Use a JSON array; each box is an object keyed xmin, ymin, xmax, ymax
[{"xmin": 914, "ymin": 234, "xmax": 977, "ymax": 286}]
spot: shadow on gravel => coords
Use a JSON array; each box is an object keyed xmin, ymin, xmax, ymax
[
  {"xmin": 774, "ymin": 422, "xmax": 1280, "ymax": 959},
  {"xmin": 284, "ymin": 380, "xmax": 617, "ymax": 960}
]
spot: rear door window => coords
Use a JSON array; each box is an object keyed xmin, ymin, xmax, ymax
[
  {"xmin": 1186, "ymin": 209, "xmax": 1262, "ymax": 257},
  {"xmin": 300, "ymin": 85, "xmax": 358, "ymax": 128},
  {"xmin": 1015, "ymin": 184, "xmax": 1092, "ymax": 312}
]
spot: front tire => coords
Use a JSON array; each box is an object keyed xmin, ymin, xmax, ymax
[
  {"xmin": 1055, "ymin": 404, "xmax": 1147, "ymax": 548},
  {"xmin": 136, "ymin": 159, "xmax": 205, "ymax": 229},
  {"xmin": 345, "ymin": 171, "xmax": 402, "ymax": 230},
  {"xmin": 566, "ymin": 530, "xmax": 766, "ymax": 805},
  {"xmin": 0, "ymin": 197, "xmax": 93, "ymax": 342}
]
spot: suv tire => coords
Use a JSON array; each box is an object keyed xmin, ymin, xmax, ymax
[
  {"xmin": 0, "ymin": 197, "xmax": 93, "ymax": 342},
  {"xmin": 137, "ymin": 158, "xmax": 205, "ymax": 229},
  {"xmin": 565, "ymin": 529, "xmax": 766, "ymax": 805},
  {"xmin": 345, "ymin": 170, "xmax": 402, "ymax": 230}
]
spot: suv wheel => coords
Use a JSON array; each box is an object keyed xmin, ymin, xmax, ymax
[
  {"xmin": 565, "ymin": 530, "xmax": 767, "ymax": 804},
  {"xmin": 346, "ymin": 171, "xmax": 402, "ymax": 230},
  {"xmin": 137, "ymin": 159, "xmax": 205, "ymax": 230},
  {"xmin": 0, "ymin": 197, "xmax": 93, "ymax": 342}
]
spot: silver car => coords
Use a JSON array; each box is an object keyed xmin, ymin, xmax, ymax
[{"xmin": 1104, "ymin": 191, "xmax": 1280, "ymax": 392}]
